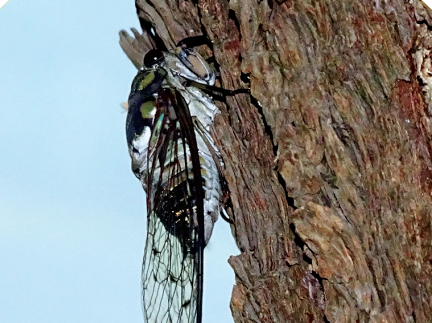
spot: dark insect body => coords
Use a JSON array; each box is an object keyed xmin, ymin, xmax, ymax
[{"xmin": 126, "ymin": 27, "xmax": 228, "ymax": 323}]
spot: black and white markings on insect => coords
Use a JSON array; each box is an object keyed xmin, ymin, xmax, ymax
[{"xmin": 125, "ymin": 27, "xmax": 227, "ymax": 323}]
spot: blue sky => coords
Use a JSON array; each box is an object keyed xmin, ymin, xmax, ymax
[{"xmin": 0, "ymin": 1, "xmax": 238, "ymax": 322}]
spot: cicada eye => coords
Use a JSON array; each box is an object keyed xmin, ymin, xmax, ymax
[{"xmin": 144, "ymin": 49, "xmax": 164, "ymax": 68}]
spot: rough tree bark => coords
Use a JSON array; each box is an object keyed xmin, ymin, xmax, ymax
[{"xmin": 120, "ymin": 0, "xmax": 432, "ymax": 322}]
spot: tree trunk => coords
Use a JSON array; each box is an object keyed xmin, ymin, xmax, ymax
[{"xmin": 120, "ymin": 0, "xmax": 432, "ymax": 322}]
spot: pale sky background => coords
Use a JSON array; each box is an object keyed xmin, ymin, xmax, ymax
[
  {"xmin": 421, "ymin": 0, "xmax": 432, "ymax": 10},
  {"xmin": 0, "ymin": 1, "xmax": 238, "ymax": 323}
]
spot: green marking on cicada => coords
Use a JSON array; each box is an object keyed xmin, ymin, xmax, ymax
[
  {"xmin": 140, "ymin": 100, "xmax": 156, "ymax": 119},
  {"xmin": 138, "ymin": 70, "xmax": 156, "ymax": 91}
]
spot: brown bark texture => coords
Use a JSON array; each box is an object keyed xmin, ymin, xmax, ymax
[{"xmin": 120, "ymin": 0, "xmax": 432, "ymax": 322}]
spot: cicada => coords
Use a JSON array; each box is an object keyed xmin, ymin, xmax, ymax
[{"xmin": 125, "ymin": 27, "xmax": 230, "ymax": 323}]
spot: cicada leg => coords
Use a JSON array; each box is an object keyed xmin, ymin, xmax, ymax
[
  {"xmin": 176, "ymin": 35, "xmax": 211, "ymax": 49},
  {"xmin": 184, "ymin": 80, "xmax": 249, "ymax": 102}
]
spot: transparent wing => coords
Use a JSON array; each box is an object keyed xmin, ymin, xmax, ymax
[{"xmin": 142, "ymin": 88, "xmax": 204, "ymax": 323}]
